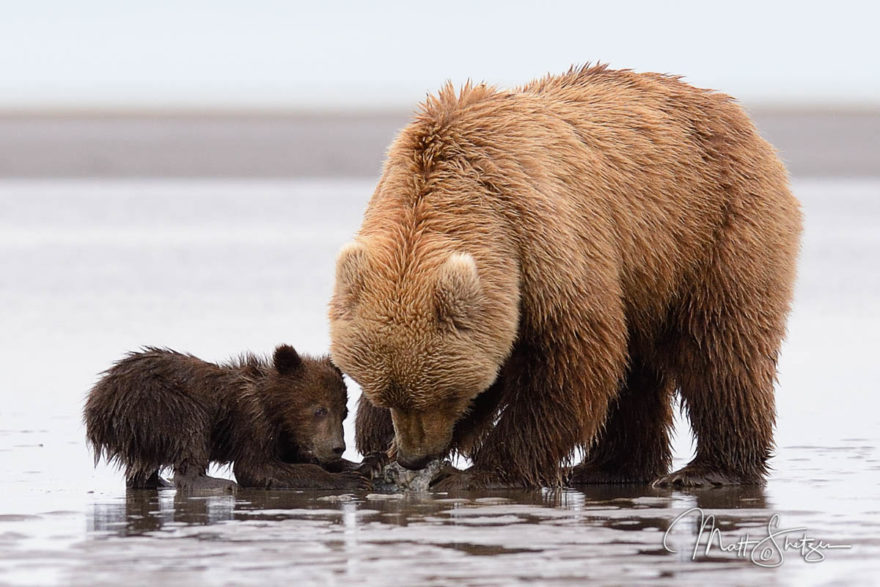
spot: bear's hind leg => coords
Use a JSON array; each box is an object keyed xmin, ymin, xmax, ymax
[
  {"xmin": 570, "ymin": 358, "xmax": 674, "ymax": 485},
  {"xmin": 654, "ymin": 201, "xmax": 796, "ymax": 487},
  {"xmin": 655, "ymin": 343, "xmax": 776, "ymax": 489},
  {"xmin": 654, "ymin": 308, "xmax": 778, "ymax": 487}
]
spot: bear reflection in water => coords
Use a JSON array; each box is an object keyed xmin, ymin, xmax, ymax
[{"xmin": 87, "ymin": 484, "xmax": 768, "ymax": 542}]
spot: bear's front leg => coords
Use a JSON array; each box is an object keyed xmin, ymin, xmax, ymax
[
  {"xmin": 451, "ymin": 276, "xmax": 628, "ymax": 489},
  {"xmin": 234, "ymin": 461, "xmax": 371, "ymax": 490},
  {"xmin": 569, "ymin": 357, "xmax": 676, "ymax": 485},
  {"xmin": 354, "ymin": 395, "xmax": 395, "ymax": 468},
  {"xmin": 430, "ymin": 399, "xmax": 577, "ymax": 491},
  {"xmin": 435, "ymin": 331, "xmax": 625, "ymax": 490}
]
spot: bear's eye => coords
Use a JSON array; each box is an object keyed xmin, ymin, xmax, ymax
[{"xmin": 314, "ymin": 407, "xmax": 328, "ymax": 418}]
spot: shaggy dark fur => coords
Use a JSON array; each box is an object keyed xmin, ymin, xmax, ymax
[{"xmin": 85, "ymin": 345, "xmax": 368, "ymax": 490}]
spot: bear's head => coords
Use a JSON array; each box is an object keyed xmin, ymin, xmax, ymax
[
  {"xmin": 329, "ymin": 241, "xmax": 517, "ymax": 470},
  {"xmin": 258, "ymin": 345, "xmax": 349, "ymax": 465}
]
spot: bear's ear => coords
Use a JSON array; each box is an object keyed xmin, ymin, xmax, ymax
[
  {"xmin": 273, "ymin": 344, "xmax": 302, "ymax": 375},
  {"xmin": 330, "ymin": 241, "xmax": 368, "ymax": 319},
  {"xmin": 435, "ymin": 252, "xmax": 482, "ymax": 330}
]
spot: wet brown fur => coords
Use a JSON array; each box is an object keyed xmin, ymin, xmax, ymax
[
  {"xmin": 85, "ymin": 345, "xmax": 366, "ymax": 490},
  {"xmin": 331, "ymin": 65, "xmax": 802, "ymax": 488}
]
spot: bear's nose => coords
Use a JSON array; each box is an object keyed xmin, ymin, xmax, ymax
[{"xmin": 397, "ymin": 453, "xmax": 431, "ymax": 471}]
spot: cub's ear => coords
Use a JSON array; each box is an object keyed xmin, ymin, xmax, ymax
[
  {"xmin": 273, "ymin": 344, "xmax": 302, "ymax": 375},
  {"xmin": 330, "ymin": 241, "xmax": 368, "ymax": 319},
  {"xmin": 435, "ymin": 252, "xmax": 482, "ymax": 330}
]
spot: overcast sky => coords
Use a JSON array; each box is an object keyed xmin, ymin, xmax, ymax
[{"xmin": 1, "ymin": 0, "xmax": 878, "ymax": 109}]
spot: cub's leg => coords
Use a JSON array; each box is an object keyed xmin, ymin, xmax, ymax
[
  {"xmin": 170, "ymin": 429, "xmax": 236, "ymax": 491},
  {"xmin": 234, "ymin": 461, "xmax": 370, "ymax": 491},
  {"xmin": 173, "ymin": 461, "xmax": 238, "ymax": 492}
]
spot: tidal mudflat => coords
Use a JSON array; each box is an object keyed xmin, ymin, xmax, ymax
[{"xmin": 1, "ymin": 178, "xmax": 878, "ymax": 585}]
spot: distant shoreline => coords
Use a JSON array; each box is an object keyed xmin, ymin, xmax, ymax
[{"xmin": 1, "ymin": 108, "xmax": 877, "ymax": 178}]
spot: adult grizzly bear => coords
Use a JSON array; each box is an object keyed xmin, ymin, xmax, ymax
[
  {"xmin": 85, "ymin": 345, "xmax": 369, "ymax": 490},
  {"xmin": 329, "ymin": 65, "xmax": 802, "ymax": 489}
]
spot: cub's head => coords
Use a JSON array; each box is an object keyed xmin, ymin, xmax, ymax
[
  {"xmin": 258, "ymin": 345, "xmax": 348, "ymax": 465},
  {"xmin": 328, "ymin": 241, "xmax": 516, "ymax": 470}
]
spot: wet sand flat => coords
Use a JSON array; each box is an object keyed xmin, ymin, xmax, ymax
[{"xmin": 1, "ymin": 177, "xmax": 879, "ymax": 584}]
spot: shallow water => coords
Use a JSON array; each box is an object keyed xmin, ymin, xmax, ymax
[{"xmin": 1, "ymin": 178, "xmax": 878, "ymax": 585}]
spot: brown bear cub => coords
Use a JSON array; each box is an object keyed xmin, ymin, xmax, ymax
[
  {"xmin": 85, "ymin": 345, "xmax": 368, "ymax": 490},
  {"xmin": 330, "ymin": 65, "xmax": 802, "ymax": 489}
]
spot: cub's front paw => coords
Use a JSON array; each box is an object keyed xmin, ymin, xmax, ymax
[{"xmin": 331, "ymin": 470, "xmax": 373, "ymax": 491}]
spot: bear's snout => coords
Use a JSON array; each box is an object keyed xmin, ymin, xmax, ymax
[
  {"xmin": 314, "ymin": 440, "xmax": 346, "ymax": 464},
  {"xmin": 390, "ymin": 408, "xmax": 454, "ymax": 470},
  {"xmin": 397, "ymin": 452, "xmax": 433, "ymax": 471}
]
